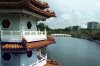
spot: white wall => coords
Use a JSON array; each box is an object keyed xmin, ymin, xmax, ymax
[
  {"xmin": 0, "ymin": 14, "xmax": 20, "ymax": 31},
  {"xmin": 1, "ymin": 52, "xmax": 20, "ymax": 66},
  {"xmin": 0, "ymin": 13, "xmax": 38, "ymax": 31},
  {"xmin": 2, "ymin": 50, "xmax": 37, "ymax": 66},
  {"xmin": 20, "ymin": 50, "xmax": 37, "ymax": 66},
  {"xmin": 20, "ymin": 14, "xmax": 37, "ymax": 31}
]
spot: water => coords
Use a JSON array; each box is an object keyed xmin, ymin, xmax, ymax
[{"xmin": 47, "ymin": 37, "xmax": 100, "ymax": 66}]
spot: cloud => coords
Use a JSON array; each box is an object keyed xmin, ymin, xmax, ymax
[
  {"xmin": 44, "ymin": 18, "xmax": 66, "ymax": 29},
  {"xmin": 74, "ymin": 11, "xmax": 82, "ymax": 17},
  {"xmin": 95, "ymin": 2, "xmax": 100, "ymax": 9},
  {"xmin": 60, "ymin": 14, "xmax": 72, "ymax": 21},
  {"xmin": 43, "ymin": 0, "xmax": 100, "ymax": 29},
  {"xmin": 81, "ymin": 24, "xmax": 87, "ymax": 28}
]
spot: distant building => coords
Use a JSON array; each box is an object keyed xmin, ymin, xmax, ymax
[
  {"xmin": 71, "ymin": 26, "xmax": 81, "ymax": 31},
  {"xmin": 97, "ymin": 23, "xmax": 100, "ymax": 29},
  {"xmin": 87, "ymin": 22, "xmax": 100, "ymax": 30}
]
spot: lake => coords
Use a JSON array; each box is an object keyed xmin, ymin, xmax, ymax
[{"xmin": 47, "ymin": 37, "xmax": 100, "ymax": 66}]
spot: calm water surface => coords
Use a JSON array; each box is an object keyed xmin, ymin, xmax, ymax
[{"xmin": 47, "ymin": 37, "xmax": 100, "ymax": 66}]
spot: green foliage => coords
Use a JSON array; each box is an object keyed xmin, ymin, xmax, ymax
[
  {"xmin": 37, "ymin": 23, "xmax": 100, "ymax": 40},
  {"xmin": 37, "ymin": 23, "xmax": 51, "ymax": 31},
  {"xmin": 37, "ymin": 23, "xmax": 45, "ymax": 31}
]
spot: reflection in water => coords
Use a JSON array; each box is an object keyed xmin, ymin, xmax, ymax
[{"xmin": 47, "ymin": 37, "xmax": 100, "ymax": 66}]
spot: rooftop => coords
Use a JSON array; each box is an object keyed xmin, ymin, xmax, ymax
[{"xmin": 0, "ymin": 0, "xmax": 56, "ymax": 18}]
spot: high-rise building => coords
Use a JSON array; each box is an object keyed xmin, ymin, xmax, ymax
[{"xmin": 87, "ymin": 22, "xmax": 100, "ymax": 30}]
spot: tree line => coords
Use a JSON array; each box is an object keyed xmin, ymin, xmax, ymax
[{"xmin": 37, "ymin": 23, "xmax": 100, "ymax": 40}]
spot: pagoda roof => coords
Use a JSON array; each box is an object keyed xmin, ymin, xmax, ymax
[
  {"xmin": 0, "ymin": 0, "xmax": 56, "ymax": 18},
  {"xmin": 30, "ymin": 0, "xmax": 49, "ymax": 9},
  {"xmin": 1, "ymin": 37, "xmax": 55, "ymax": 52},
  {"xmin": 0, "ymin": 0, "xmax": 49, "ymax": 8}
]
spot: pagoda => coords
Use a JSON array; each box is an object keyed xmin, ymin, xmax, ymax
[{"xmin": 0, "ymin": 0, "xmax": 56, "ymax": 66}]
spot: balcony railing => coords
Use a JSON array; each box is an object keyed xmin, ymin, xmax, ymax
[
  {"xmin": 29, "ymin": 54, "xmax": 47, "ymax": 66},
  {"xmin": 1, "ymin": 30, "xmax": 47, "ymax": 42}
]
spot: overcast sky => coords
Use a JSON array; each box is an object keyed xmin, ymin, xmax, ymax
[{"xmin": 40, "ymin": 0, "xmax": 100, "ymax": 29}]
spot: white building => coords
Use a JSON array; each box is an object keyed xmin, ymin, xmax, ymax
[{"xmin": 0, "ymin": 0, "xmax": 56, "ymax": 66}]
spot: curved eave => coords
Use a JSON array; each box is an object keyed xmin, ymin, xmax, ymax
[
  {"xmin": 30, "ymin": 0, "xmax": 49, "ymax": 9},
  {"xmin": 0, "ymin": 0, "xmax": 49, "ymax": 9},
  {"xmin": 1, "ymin": 37, "xmax": 55, "ymax": 51},
  {"xmin": 0, "ymin": 0, "xmax": 56, "ymax": 18},
  {"xmin": 28, "ymin": 2, "xmax": 56, "ymax": 18}
]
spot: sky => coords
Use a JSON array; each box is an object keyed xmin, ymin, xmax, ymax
[{"xmin": 39, "ymin": 0, "xmax": 100, "ymax": 29}]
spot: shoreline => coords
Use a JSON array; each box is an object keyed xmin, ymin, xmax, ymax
[{"xmin": 80, "ymin": 37, "xmax": 100, "ymax": 44}]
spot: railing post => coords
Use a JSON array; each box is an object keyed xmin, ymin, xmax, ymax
[
  {"xmin": 45, "ymin": 53, "xmax": 47, "ymax": 60},
  {"xmin": 44, "ymin": 28, "xmax": 47, "ymax": 39},
  {"xmin": 44, "ymin": 28, "xmax": 47, "ymax": 35},
  {"xmin": 38, "ymin": 29, "xmax": 40, "ymax": 35}
]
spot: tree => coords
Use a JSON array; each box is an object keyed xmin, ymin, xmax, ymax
[
  {"xmin": 37, "ymin": 23, "xmax": 51, "ymax": 31},
  {"xmin": 37, "ymin": 23, "xmax": 45, "ymax": 31},
  {"xmin": 65, "ymin": 27, "xmax": 71, "ymax": 32}
]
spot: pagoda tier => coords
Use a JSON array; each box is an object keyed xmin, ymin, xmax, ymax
[
  {"xmin": 0, "ymin": 0, "xmax": 55, "ymax": 18},
  {"xmin": 1, "ymin": 36, "xmax": 55, "ymax": 52}
]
